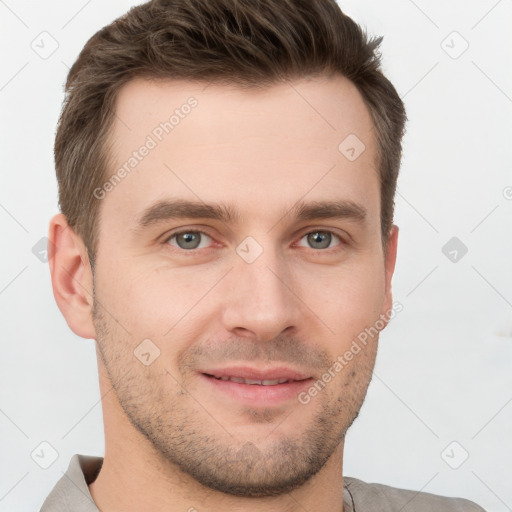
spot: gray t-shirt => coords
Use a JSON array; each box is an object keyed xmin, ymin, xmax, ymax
[{"xmin": 40, "ymin": 454, "xmax": 486, "ymax": 511}]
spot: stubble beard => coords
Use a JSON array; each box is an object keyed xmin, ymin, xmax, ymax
[{"xmin": 92, "ymin": 299, "xmax": 376, "ymax": 497}]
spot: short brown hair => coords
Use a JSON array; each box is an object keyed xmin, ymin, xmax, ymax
[{"xmin": 54, "ymin": 0, "xmax": 406, "ymax": 265}]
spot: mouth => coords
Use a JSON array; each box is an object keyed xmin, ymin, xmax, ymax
[
  {"xmin": 205, "ymin": 374, "xmax": 298, "ymax": 386},
  {"xmin": 199, "ymin": 366, "xmax": 314, "ymax": 406}
]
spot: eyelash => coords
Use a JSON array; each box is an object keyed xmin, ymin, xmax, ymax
[{"xmin": 163, "ymin": 228, "xmax": 346, "ymax": 255}]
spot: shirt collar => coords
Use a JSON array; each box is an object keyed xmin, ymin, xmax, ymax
[
  {"xmin": 40, "ymin": 454, "xmax": 102, "ymax": 512},
  {"xmin": 42, "ymin": 454, "xmax": 355, "ymax": 511}
]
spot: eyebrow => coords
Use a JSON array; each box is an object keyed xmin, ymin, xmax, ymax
[{"xmin": 134, "ymin": 198, "xmax": 367, "ymax": 230}]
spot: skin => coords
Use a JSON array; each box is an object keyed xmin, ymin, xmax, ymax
[{"xmin": 49, "ymin": 74, "xmax": 398, "ymax": 512}]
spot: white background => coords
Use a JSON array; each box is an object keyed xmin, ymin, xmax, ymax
[{"xmin": 1, "ymin": 1, "xmax": 511, "ymax": 510}]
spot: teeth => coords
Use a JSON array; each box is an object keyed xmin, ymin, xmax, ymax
[
  {"xmin": 245, "ymin": 378, "xmax": 265, "ymax": 385},
  {"xmin": 213, "ymin": 375, "xmax": 292, "ymax": 385}
]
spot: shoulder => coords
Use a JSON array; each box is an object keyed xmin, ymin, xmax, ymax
[{"xmin": 344, "ymin": 476, "xmax": 486, "ymax": 511}]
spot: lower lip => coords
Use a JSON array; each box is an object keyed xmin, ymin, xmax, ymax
[{"xmin": 200, "ymin": 373, "xmax": 313, "ymax": 407}]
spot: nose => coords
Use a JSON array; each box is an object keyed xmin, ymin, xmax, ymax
[{"xmin": 220, "ymin": 240, "xmax": 303, "ymax": 342}]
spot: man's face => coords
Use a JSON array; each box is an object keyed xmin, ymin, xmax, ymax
[{"xmin": 91, "ymin": 75, "xmax": 396, "ymax": 496}]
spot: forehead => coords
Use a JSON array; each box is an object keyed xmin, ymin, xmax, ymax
[
  {"xmin": 101, "ymin": 75, "xmax": 379, "ymax": 231},
  {"xmin": 112, "ymin": 75, "xmax": 375, "ymax": 150}
]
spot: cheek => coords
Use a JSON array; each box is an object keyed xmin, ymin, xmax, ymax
[
  {"xmin": 297, "ymin": 259, "xmax": 386, "ymax": 338},
  {"xmin": 345, "ymin": 266, "xmax": 385, "ymax": 324},
  {"xmin": 96, "ymin": 261, "xmax": 218, "ymax": 346}
]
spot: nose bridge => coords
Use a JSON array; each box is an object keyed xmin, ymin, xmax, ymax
[{"xmin": 221, "ymin": 235, "xmax": 300, "ymax": 339}]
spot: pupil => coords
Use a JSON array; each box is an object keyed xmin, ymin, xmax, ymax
[
  {"xmin": 309, "ymin": 231, "xmax": 330, "ymax": 249},
  {"xmin": 179, "ymin": 232, "xmax": 200, "ymax": 249}
]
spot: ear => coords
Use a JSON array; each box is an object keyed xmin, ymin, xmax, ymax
[
  {"xmin": 380, "ymin": 224, "xmax": 399, "ymax": 327},
  {"xmin": 48, "ymin": 213, "xmax": 96, "ymax": 339}
]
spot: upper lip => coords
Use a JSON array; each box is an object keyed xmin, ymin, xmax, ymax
[{"xmin": 201, "ymin": 365, "xmax": 312, "ymax": 381}]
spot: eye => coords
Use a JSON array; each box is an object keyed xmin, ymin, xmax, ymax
[
  {"xmin": 297, "ymin": 230, "xmax": 343, "ymax": 250},
  {"xmin": 165, "ymin": 230, "xmax": 213, "ymax": 250},
  {"xmin": 163, "ymin": 228, "xmax": 345, "ymax": 254}
]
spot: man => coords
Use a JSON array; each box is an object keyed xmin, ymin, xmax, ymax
[{"xmin": 41, "ymin": 0, "xmax": 485, "ymax": 510}]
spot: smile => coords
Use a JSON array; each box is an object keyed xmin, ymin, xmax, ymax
[
  {"xmin": 199, "ymin": 367, "xmax": 314, "ymax": 407},
  {"xmin": 205, "ymin": 374, "xmax": 295, "ymax": 386}
]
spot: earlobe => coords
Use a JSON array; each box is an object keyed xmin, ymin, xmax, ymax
[{"xmin": 48, "ymin": 213, "xmax": 96, "ymax": 339}]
